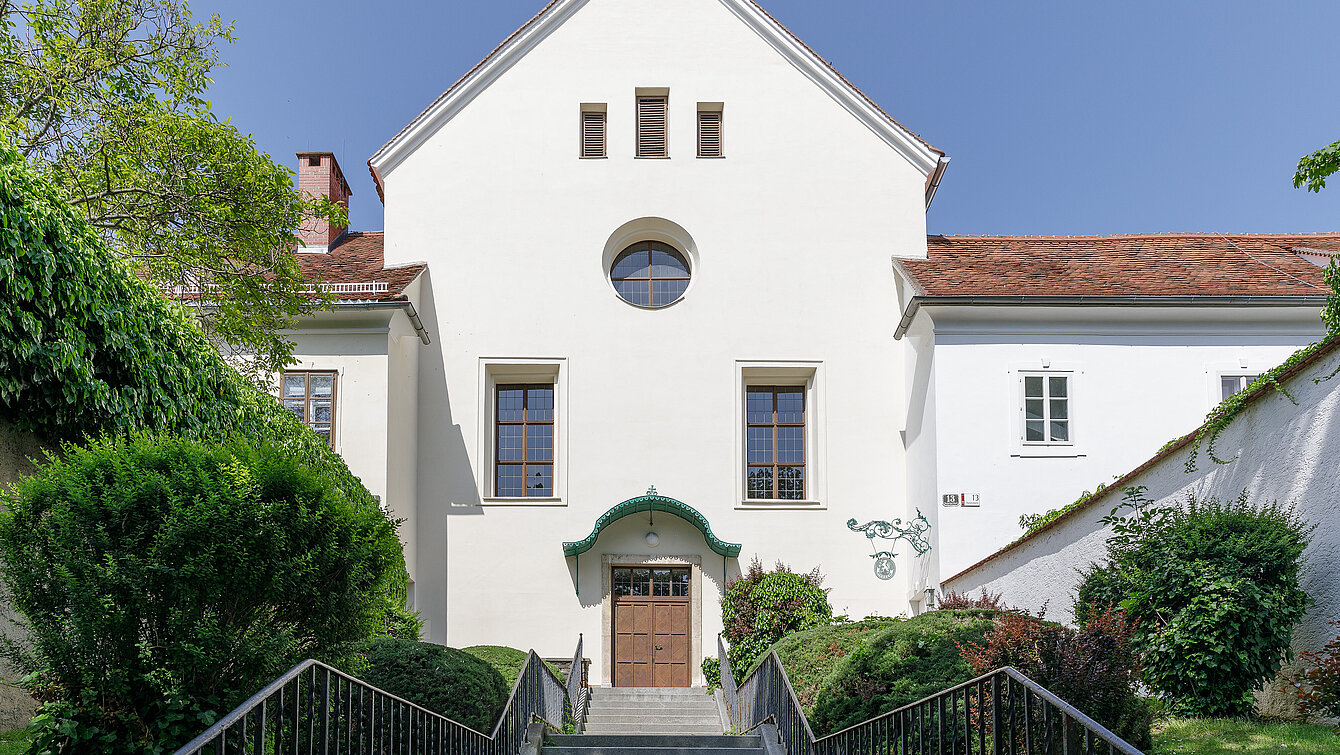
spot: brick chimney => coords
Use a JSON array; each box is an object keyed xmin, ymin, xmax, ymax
[{"xmin": 296, "ymin": 152, "xmax": 351, "ymax": 252}]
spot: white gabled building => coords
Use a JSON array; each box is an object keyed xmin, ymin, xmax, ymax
[{"xmin": 275, "ymin": 0, "xmax": 1335, "ymax": 688}]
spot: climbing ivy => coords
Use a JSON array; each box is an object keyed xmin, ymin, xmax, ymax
[{"xmin": 1182, "ymin": 337, "xmax": 1339, "ymax": 473}]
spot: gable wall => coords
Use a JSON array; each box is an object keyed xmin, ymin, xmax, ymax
[{"xmin": 377, "ymin": 0, "xmax": 934, "ymax": 665}]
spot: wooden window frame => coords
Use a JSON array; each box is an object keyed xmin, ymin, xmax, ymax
[
  {"xmin": 697, "ymin": 108, "xmax": 723, "ymax": 158},
  {"xmin": 580, "ymin": 108, "xmax": 607, "ymax": 158},
  {"xmin": 610, "ymin": 241, "xmax": 691, "ymax": 308},
  {"xmin": 746, "ymin": 386, "xmax": 806, "ymax": 500},
  {"xmin": 282, "ymin": 371, "xmax": 337, "ymax": 449},
  {"xmin": 636, "ymin": 95, "xmax": 669, "ymax": 158},
  {"xmin": 494, "ymin": 383, "xmax": 556, "ymax": 498}
]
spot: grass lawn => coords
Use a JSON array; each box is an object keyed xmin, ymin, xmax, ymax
[
  {"xmin": 1153, "ymin": 717, "xmax": 1337, "ymax": 754},
  {"xmin": 0, "ymin": 728, "xmax": 28, "ymax": 755}
]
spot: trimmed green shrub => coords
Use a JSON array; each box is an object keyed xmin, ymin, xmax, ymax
[
  {"xmin": 722, "ymin": 558, "xmax": 832, "ymax": 677},
  {"xmin": 0, "ymin": 433, "xmax": 405, "ymax": 753},
  {"xmin": 959, "ymin": 608, "xmax": 1151, "ymax": 749},
  {"xmin": 1075, "ymin": 488, "xmax": 1313, "ymax": 717},
  {"xmin": 362, "ymin": 639, "xmax": 510, "ymax": 733},
  {"xmin": 460, "ymin": 645, "xmax": 565, "ymax": 688},
  {"xmin": 796, "ymin": 611, "xmax": 1000, "ymax": 735}
]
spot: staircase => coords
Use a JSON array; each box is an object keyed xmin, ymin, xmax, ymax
[{"xmin": 546, "ymin": 686, "xmax": 765, "ymax": 754}]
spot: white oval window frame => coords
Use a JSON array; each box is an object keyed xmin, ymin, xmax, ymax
[{"xmin": 602, "ymin": 217, "xmax": 700, "ymax": 309}]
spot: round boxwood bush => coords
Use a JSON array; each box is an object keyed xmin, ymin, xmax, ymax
[
  {"xmin": 723, "ymin": 558, "xmax": 832, "ymax": 676},
  {"xmin": 786, "ymin": 610, "xmax": 1001, "ymax": 734},
  {"xmin": 362, "ymin": 638, "xmax": 510, "ymax": 732}
]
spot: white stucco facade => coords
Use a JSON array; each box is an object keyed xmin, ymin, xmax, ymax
[
  {"xmin": 279, "ymin": 0, "xmax": 1336, "ymax": 690},
  {"xmin": 942, "ymin": 341, "xmax": 1340, "ymax": 716},
  {"xmin": 904, "ymin": 303, "xmax": 1326, "ymax": 582}
]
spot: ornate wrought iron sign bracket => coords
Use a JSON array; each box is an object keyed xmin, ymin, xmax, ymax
[{"xmin": 846, "ymin": 509, "xmax": 931, "ymax": 580}]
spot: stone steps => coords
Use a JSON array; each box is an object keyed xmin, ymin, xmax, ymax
[{"xmin": 545, "ymin": 733, "xmax": 763, "ymax": 755}]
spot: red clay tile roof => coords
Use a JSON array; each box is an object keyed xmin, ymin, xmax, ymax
[
  {"xmin": 295, "ymin": 231, "xmax": 425, "ymax": 302},
  {"xmin": 901, "ymin": 233, "xmax": 1340, "ymax": 297}
]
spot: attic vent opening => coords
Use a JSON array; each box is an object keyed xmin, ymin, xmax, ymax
[
  {"xmin": 580, "ymin": 106, "xmax": 607, "ymax": 158},
  {"xmin": 697, "ymin": 106, "xmax": 722, "ymax": 158},
  {"xmin": 308, "ymin": 156, "xmax": 322, "ymax": 167},
  {"xmin": 636, "ymin": 96, "xmax": 668, "ymax": 158}
]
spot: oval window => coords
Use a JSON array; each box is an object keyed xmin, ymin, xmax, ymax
[{"xmin": 610, "ymin": 241, "xmax": 691, "ymax": 308}]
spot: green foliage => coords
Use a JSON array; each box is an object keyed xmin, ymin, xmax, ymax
[
  {"xmin": 701, "ymin": 657, "xmax": 721, "ymax": 693},
  {"xmin": 459, "ymin": 645, "xmax": 562, "ymax": 688},
  {"xmin": 0, "ymin": 433, "xmax": 405, "ymax": 753},
  {"xmin": 1294, "ymin": 139, "xmax": 1340, "ymax": 194},
  {"xmin": 361, "ymin": 639, "xmax": 510, "ymax": 734},
  {"xmin": 0, "ymin": 143, "xmax": 420, "ymax": 641},
  {"xmin": 767, "ymin": 611, "xmax": 998, "ymax": 735},
  {"xmin": 721, "ymin": 558, "xmax": 832, "ymax": 677},
  {"xmin": 1284, "ymin": 620, "xmax": 1340, "ymax": 725},
  {"xmin": 959, "ymin": 608, "xmax": 1152, "ymax": 749},
  {"xmin": 0, "ymin": 0, "xmax": 346, "ymax": 380},
  {"xmin": 1075, "ymin": 488, "xmax": 1314, "ymax": 717},
  {"xmin": 1018, "ymin": 483, "xmax": 1109, "ymax": 535}
]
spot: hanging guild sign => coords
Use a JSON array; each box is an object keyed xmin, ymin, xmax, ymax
[{"xmin": 846, "ymin": 510, "xmax": 932, "ymax": 581}]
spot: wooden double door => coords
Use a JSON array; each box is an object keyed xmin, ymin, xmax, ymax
[{"xmin": 612, "ymin": 566, "xmax": 691, "ymax": 687}]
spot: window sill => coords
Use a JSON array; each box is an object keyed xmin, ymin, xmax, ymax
[
  {"xmin": 479, "ymin": 497, "xmax": 565, "ymax": 506},
  {"xmin": 1011, "ymin": 447, "xmax": 1086, "ymax": 459},
  {"xmin": 633, "ymin": 155, "xmax": 671, "ymax": 159},
  {"xmin": 737, "ymin": 499, "xmax": 825, "ymax": 510}
]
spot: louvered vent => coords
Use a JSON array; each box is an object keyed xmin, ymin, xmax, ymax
[
  {"xmin": 581, "ymin": 111, "xmax": 606, "ymax": 158},
  {"xmin": 698, "ymin": 110, "xmax": 723, "ymax": 158},
  {"xmin": 636, "ymin": 96, "xmax": 668, "ymax": 157}
]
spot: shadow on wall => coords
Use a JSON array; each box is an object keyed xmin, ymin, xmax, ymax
[{"xmin": 0, "ymin": 419, "xmax": 46, "ymax": 729}]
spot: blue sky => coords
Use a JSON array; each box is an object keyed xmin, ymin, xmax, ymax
[{"xmin": 196, "ymin": 0, "xmax": 1340, "ymax": 235}]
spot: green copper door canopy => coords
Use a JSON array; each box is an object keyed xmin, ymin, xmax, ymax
[{"xmin": 562, "ymin": 492, "xmax": 742, "ymax": 558}]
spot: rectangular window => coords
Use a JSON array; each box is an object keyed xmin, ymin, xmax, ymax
[
  {"xmin": 697, "ymin": 108, "xmax": 722, "ymax": 157},
  {"xmin": 636, "ymin": 95, "xmax": 668, "ymax": 157},
  {"xmin": 580, "ymin": 108, "xmax": 606, "ymax": 158},
  {"xmin": 495, "ymin": 384, "xmax": 555, "ymax": 497},
  {"xmin": 282, "ymin": 371, "xmax": 336, "ymax": 448},
  {"xmin": 746, "ymin": 386, "xmax": 806, "ymax": 500},
  {"xmin": 1220, "ymin": 374, "xmax": 1260, "ymax": 402},
  {"xmin": 1022, "ymin": 374, "xmax": 1070, "ymax": 444}
]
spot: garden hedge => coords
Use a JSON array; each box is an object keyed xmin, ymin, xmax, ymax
[{"xmin": 361, "ymin": 639, "xmax": 511, "ymax": 733}]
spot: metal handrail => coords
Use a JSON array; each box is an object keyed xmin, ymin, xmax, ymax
[
  {"xmin": 174, "ymin": 646, "xmax": 568, "ymax": 755},
  {"xmin": 726, "ymin": 650, "xmax": 1147, "ymax": 755},
  {"xmin": 717, "ymin": 635, "xmax": 741, "ymax": 732},
  {"xmin": 566, "ymin": 633, "xmax": 589, "ymax": 731}
]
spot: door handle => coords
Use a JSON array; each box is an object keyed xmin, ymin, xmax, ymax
[{"xmin": 655, "ymin": 645, "xmax": 663, "ymax": 651}]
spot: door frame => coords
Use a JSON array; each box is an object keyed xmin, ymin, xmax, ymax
[{"xmin": 601, "ymin": 553, "xmax": 702, "ymax": 687}]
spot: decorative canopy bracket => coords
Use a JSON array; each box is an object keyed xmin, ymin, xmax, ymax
[
  {"xmin": 562, "ymin": 489, "xmax": 742, "ymax": 559},
  {"xmin": 847, "ymin": 509, "xmax": 932, "ymax": 580}
]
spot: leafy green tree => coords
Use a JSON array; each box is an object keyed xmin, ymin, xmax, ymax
[
  {"xmin": 0, "ymin": 433, "xmax": 405, "ymax": 753},
  {"xmin": 1075, "ymin": 488, "xmax": 1313, "ymax": 718},
  {"xmin": 0, "ymin": 0, "xmax": 345, "ymax": 382},
  {"xmin": 1294, "ymin": 140, "xmax": 1340, "ymax": 193}
]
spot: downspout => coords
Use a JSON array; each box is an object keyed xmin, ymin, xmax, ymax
[{"xmin": 924, "ymin": 157, "xmax": 950, "ymax": 211}]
